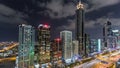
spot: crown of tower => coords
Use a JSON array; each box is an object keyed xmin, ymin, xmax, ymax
[{"xmin": 76, "ymin": 0, "xmax": 84, "ymax": 9}]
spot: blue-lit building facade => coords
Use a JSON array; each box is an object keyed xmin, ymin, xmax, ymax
[
  {"xmin": 18, "ymin": 24, "xmax": 35, "ymax": 68},
  {"xmin": 90, "ymin": 39, "xmax": 102, "ymax": 53}
]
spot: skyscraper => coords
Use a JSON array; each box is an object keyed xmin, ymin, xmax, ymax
[
  {"xmin": 18, "ymin": 24, "xmax": 35, "ymax": 68},
  {"xmin": 112, "ymin": 30, "xmax": 120, "ymax": 48},
  {"xmin": 103, "ymin": 21, "xmax": 112, "ymax": 48},
  {"xmin": 90, "ymin": 39, "xmax": 102, "ymax": 52},
  {"xmin": 84, "ymin": 34, "xmax": 90, "ymax": 57},
  {"xmin": 50, "ymin": 38, "xmax": 62, "ymax": 65},
  {"xmin": 76, "ymin": 1, "xmax": 85, "ymax": 56},
  {"xmin": 60, "ymin": 30, "xmax": 73, "ymax": 63},
  {"xmin": 72, "ymin": 40, "xmax": 79, "ymax": 56},
  {"xmin": 37, "ymin": 24, "xmax": 51, "ymax": 66}
]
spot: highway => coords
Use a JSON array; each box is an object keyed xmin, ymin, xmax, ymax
[
  {"xmin": 74, "ymin": 59, "xmax": 100, "ymax": 68},
  {"xmin": 0, "ymin": 57, "xmax": 16, "ymax": 63},
  {"xmin": 74, "ymin": 50, "xmax": 120, "ymax": 68},
  {"xmin": 0, "ymin": 43, "xmax": 18, "ymax": 53}
]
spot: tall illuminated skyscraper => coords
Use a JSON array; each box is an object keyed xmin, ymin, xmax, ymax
[
  {"xmin": 76, "ymin": 1, "xmax": 85, "ymax": 56},
  {"xmin": 18, "ymin": 24, "xmax": 35, "ymax": 68},
  {"xmin": 37, "ymin": 24, "xmax": 51, "ymax": 66},
  {"xmin": 60, "ymin": 30, "xmax": 73, "ymax": 63}
]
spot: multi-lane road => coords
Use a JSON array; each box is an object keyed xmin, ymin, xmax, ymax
[
  {"xmin": 74, "ymin": 50, "xmax": 120, "ymax": 68},
  {"xmin": 0, "ymin": 43, "xmax": 18, "ymax": 53},
  {"xmin": 74, "ymin": 59, "xmax": 101, "ymax": 68}
]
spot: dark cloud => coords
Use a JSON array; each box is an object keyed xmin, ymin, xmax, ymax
[
  {"xmin": 39, "ymin": 0, "xmax": 76, "ymax": 19},
  {"xmin": 0, "ymin": 0, "xmax": 120, "ymax": 41},
  {"xmin": 87, "ymin": 0, "xmax": 120, "ymax": 12},
  {"xmin": 38, "ymin": 0, "xmax": 120, "ymax": 19},
  {"xmin": 0, "ymin": 4, "xmax": 27, "ymax": 24}
]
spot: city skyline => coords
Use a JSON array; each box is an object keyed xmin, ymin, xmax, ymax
[
  {"xmin": 0, "ymin": 0, "xmax": 120, "ymax": 41},
  {"xmin": 0, "ymin": 0, "xmax": 120, "ymax": 68}
]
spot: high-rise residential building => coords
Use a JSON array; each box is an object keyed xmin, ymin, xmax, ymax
[
  {"xmin": 103, "ymin": 21, "xmax": 113, "ymax": 48},
  {"xmin": 76, "ymin": 1, "xmax": 85, "ymax": 56},
  {"xmin": 72, "ymin": 40, "xmax": 79, "ymax": 56},
  {"xmin": 18, "ymin": 24, "xmax": 35, "ymax": 68},
  {"xmin": 72, "ymin": 40, "xmax": 82, "ymax": 62},
  {"xmin": 50, "ymin": 38, "xmax": 62, "ymax": 64},
  {"xmin": 60, "ymin": 30, "xmax": 73, "ymax": 63},
  {"xmin": 37, "ymin": 24, "xmax": 51, "ymax": 66}
]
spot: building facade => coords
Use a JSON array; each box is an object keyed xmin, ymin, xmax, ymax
[
  {"xmin": 72, "ymin": 40, "xmax": 79, "ymax": 56},
  {"xmin": 50, "ymin": 38, "xmax": 62, "ymax": 64},
  {"xmin": 112, "ymin": 30, "xmax": 120, "ymax": 48},
  {"xmin": 60, "ymin": 30, "xmax": 73, "ymax": 63},
  {"xmin": 18, "ymin": 24, "xmax": 35, "ymax": 68},
  {"xmin": 103, "ymin": 21, "xmax": 113, "ymax": 48},
  {"xmin": 76, "ymin": 2, "xmax": 85, "ymax": 56},
  {"xmin": 84, "ymin": 34, "xmax": 90, "ymax": 57},
  {"xmin": 90, "ymin": 39, "xmax": 102, "ymax": 53},
  {"xmin": 37, "ymin": 24, "xmax": 51, "ymax": 66}
]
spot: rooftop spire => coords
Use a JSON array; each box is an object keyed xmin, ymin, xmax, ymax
[{"xmin": 77, "ymin": 0, "xmax": 84, "ymax": 9}]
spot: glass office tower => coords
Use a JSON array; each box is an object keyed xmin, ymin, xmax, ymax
[
  {"xmin": 76, "ymin": 2, "xmax": 85, "ymax": 56},
  {"xmin": 18, "ymin": 24, "xmax": 35, "ymax": 68}
]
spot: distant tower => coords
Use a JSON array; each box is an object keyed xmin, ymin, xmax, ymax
[
  {"xmin": 76, "ymin": 1, "xmax": 85, "ymax": 56},
  {"xmin": 84, "ymin": 34, "xmax": 90, "ymax": 57},
  {"xmin": 90, "ymin": 39, "xmax": 102, "ymax": 52},
  {"xmin": 112, "ymin": 30, "xmax": 120, "ymax": 48},
  {"xmin": 37, "ymin": 24, "xmax": 51, "ymax": 66},
  {"xmin": 103, "ymin": 20, "xmax": 112, "ymax": 48},
  {"xmin": 18, "ymin": 24, "xmax": 35, "ymax": 68},
  {"xmin": 60, "ymin": 30, "xmax": 73, "ymax": 62}
]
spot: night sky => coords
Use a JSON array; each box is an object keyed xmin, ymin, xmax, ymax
[{"xmin": 0, "ymin": 0, "xmax": 120, "ymax": 41}]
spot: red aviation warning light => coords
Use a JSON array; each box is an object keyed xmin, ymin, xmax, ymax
[
  {"xmin": 44, "ymin": 24, "xmax": 49, "ymax": 28},
  {"xmin": 55, "ymin": 38, "xmax": 61, "ymax": 42}
]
